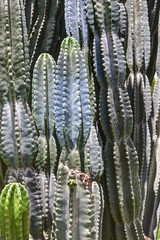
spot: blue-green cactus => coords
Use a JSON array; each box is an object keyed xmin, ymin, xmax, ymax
[
  {"xmin": 55, "ymin": 37, "xmax": 92, "ymax": 170},
  {"xmin": 0, "ymin": 0, "xmax": 37, "ymax": 169},
  {"xmin": 0, "ymin": 1, "xmax": 159, "ymax": 240},
  {"xmin": 52, "ymin": 163, "xmax": 103, "ymax": 240},
  {"xmin": 32, "ymin": 53, "xmax": 57, "ymax": 173}
]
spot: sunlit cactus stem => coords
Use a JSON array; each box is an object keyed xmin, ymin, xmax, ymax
[{"xmin": 0, "ymin": 183, "xmax": 29, "ymax": 240}]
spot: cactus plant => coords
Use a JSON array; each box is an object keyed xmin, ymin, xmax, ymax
[
  {"xmin": 52, "ymin": 163, "xmax": 103, "ymax": 240},
  {"xmin": 0, "ymin": 183, "xmax": 29, "ymax": 240},
  {"xmin": 0, "ymin": 0, "xmax": 160, "ymax": 240},
  {"xmin": 0, "ymin": 0, "xmax": 37, "ymax": 169}
]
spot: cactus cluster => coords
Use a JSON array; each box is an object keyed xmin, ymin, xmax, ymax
[{"xmin": 0, "ymin": 0, "xmax": 159, "ymax": 240}]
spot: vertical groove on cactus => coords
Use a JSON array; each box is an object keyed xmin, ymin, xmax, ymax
[
  {"xmin": 29, "ymin": 0, "xmax": 62, "ymax": 69},
  {"xmin": 85, "ymin": 0, "xmax": 96, "ymax": 34},
  {"xmin": 115, "ymin": 222, "xmax": 127, "ymax": 240},
  {"xmin": 39, "ymin": 173, "xmax": 51, "ymax": 239},
  {"xmin": 119, "ymin": 3, "xmax": 127, "ymax": 45},
  {"xmin": 29, "ymin": 0, "xmax": 46, "ymax": 61},
  {"xmin": 104, "ymin": 140, "xmax": 122, "ymax": 223},
  {"xmin": 142, "ymin": 13, "xmax": 160, "ymax": 239},
  {"xmin": 24, "ymin": 0, "xmax": 37, "ymax": 35}
]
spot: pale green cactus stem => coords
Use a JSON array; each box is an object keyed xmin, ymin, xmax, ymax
[
  {"xmin": 32, "ymin": 53, "xmax": 58, "ymax": 238},
  {"xmin": 55, "ymin": 37, "xmax": 91, "ymax": 170},
  {"xmin": 0, "ymin": 0, "xmax": 30, "ymax": 100},
  {"xmin": 52, "ymin": 163, "xmax": 103, "ymax": 240},
  {"xmin": 64, "ymin": 0, "xmax": 96, "ymax": 120},
  {"xmin": 125, "ymin": 0, "xmax": 151, "ymax": 72},
  {"xmin": 32, "ymin": 53, "xmax": 57, "ymax": 174},
  {"xmin": 84, "ymin": 125, "xmax": 103, "ymax": 179},
  {"xmin": 0, "ymin": 183, "xmax": 29, "ymax": 240},
  {"xmin": 0, "ymin": 0, "xmax": 37, "ymax": 169}
]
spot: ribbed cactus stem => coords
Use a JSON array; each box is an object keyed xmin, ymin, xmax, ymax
[
  {"xmin": 0, "ymin": 0, "xmax": 30, "ymax": 99},
  {"xmin": 53, "ymin": 163, "xmax": 103, "ymax": 240},
  {"xmin": 56, "ymin": 37, "xmax": 91, "ymax": 150},
  {"xmin": 0, "ymin": 183, "xmax": 29, "ymax": 240},
  {"xmin": 0, "ymin": 0, "xmax": 37, "ymax": 169},
  {"xmin": 32, "ymin": 53, "xmax": 57, "ymax": 173}
]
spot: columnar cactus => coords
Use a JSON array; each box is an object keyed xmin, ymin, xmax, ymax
[
  {"xmin": 52, "ymin": 163, "xmax": 103, "ymax": 240},
  {"xmin": 55, "ymin": 37, "xmax": 92, "ymax": 169},
  {"xmin": 32, "ymin": 53, "xmax": 57, "ymax": 173},
  {"xmin": 0, "ymin": 183, "xmax": 29, "ymax": 240},
  {"xmin": 0, "ymin": 0, "xmax": 160, "ymax": 240},
  {"xmin": 0, "ymin": 0, "xmax": 37, "ymax": 169}
]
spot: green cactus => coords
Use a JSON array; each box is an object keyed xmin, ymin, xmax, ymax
[{"xmin": 0, "ymin": 183, "xmax": 29, "ymax": 240}]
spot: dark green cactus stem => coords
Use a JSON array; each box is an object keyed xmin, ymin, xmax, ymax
[
  {"xmin": 125, "ymin": 0, "xmax": 152, "ymax": 228},
  {"xmin": 0, "ymin": 183, "xmax": 29, "ymax": 240},
  {"xmin": 89, "ymin": 0, "xmax": 144, "ymax": 238},
  {"xmin": 28, "ymin": 0, "xmax": 63, "ymax": 70}
]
